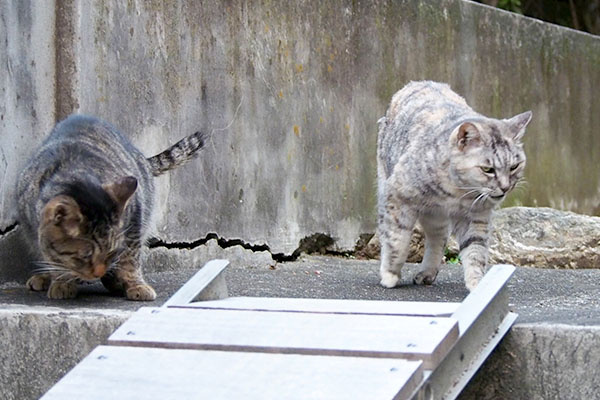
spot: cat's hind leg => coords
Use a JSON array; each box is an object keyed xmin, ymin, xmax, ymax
[
  {"xmin": 413, "ymin": 215, "xmax": 449, "ymax": 285},
  {"xmin": 378, "ymin": 202, "xmax": 417, "ymax": 288}
]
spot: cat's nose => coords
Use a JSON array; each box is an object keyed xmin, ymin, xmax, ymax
[
  {"xmin": 499, "ymin": 179, "xmax": 511, "ymax": 193},
  {"xmin": 92, "ymin": 263, "xmax": 107, "ymax": 278}
]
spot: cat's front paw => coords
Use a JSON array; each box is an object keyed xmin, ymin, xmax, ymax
[
  {"xmin": 126, "ymin": 284, "xmax": 156, "ymax": 301},
  {"xmin": 464, "ymin": 269, "xmax": 484, "ymax": 291},
  {"xmin": 27, "ymin": 275, "xmax": 51, "ymax": 291},
  {"xmin": 47, "ymin": 281, "xmax": 78, "ymax": 299},
  {"xmin": 413, "ymin": 269, "xmax": 438, "ymax": 286},
  {"xmin": 380, "ymin": 270, "xmax": 400, "ymax": 288}
]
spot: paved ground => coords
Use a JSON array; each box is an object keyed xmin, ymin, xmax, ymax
[{"xmin": 1, "ymin": 255, "xmax": 599, "ymax": 325}]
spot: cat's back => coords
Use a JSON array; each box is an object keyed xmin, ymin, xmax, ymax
[
  {"xmin": 388, "ymin": 81, "xmax": 469, "ymax": 118},
  {"xmin": 378, "ymin": 81, "xmax": 479, "ymax": 175},
  {"xmin": 381, "ymin": 81, "xmax": 475, "ymax": 141},
  {"xmin": 20, "ymin": 115, "xmax": 148, "ymax": 187},
  {"xmin": 17, "ymin": 115, "xmax": 153, "ymax": 236},
  {"xmin": 44, "ymin": 115, "xmax": 138, "ymax": 155}
]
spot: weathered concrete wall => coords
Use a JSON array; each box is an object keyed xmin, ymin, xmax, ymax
[
  {"xmin": 0, "ymin": 1, "xmax": 56, "ymax": 227},
  {"xmin": 1, "ymin": 0, "xmax": 599, "ymax": 282},
  {"xmin": 462, "ymin": 324, "xmax": 600, "ymax": 400}
]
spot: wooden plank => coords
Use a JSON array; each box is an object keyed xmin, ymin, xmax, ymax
[
  {"xmin": 410, "ymin": 264, "xmax": 516, "ymax": 400},
  {"xmin": 442, "ymin": 312, "xmax": 518, "ymax": 400},
  {"xmin": 42, "ymin": 346, "xmax": 424, "ymax": 400},
  {"xmin": 162, "ymin": 259, "xmax": 229, "ymax": 307},
  {"xmin": 109, "ymin": 307, "xmax": 459, "ymax": 369},
  {"xmin": 451, "ymin": 264, "xmax": 515, "ymax": 334},
  {"xmin": 177, "ymin": 296, "xmax": 460, "ymax": 317}
]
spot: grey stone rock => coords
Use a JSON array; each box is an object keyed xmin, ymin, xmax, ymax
[
  {"xmin": 360, "ymin": 207, "xmax": 600, "ymax": 269},
  {"xmin": 489, "ymin": 207, "xmax": 600, "ymax": 269},
  {"xmin": 358, "ymin": 226, "xmax": 426, "ymax": 263},
  {"xmin": 358, "ymin": 224, "xmax": 459, "ymax": 263}
]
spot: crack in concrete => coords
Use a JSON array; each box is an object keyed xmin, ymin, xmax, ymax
[
  {"xmin": 146, "ymin": 233, "xmax": 297, "ymax": 262},
  {"xmin": 0, "ymin": 222, "xmax": 18, "ymax": 237},
  {"xmin": 146, "ymin": 232, "xmax": 371, "ymax": 263}
]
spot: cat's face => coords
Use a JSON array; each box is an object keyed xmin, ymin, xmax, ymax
[
  {"xmin": 449, "ymin": 111, "xmax": 531, "ymax": 205},
  {"xmin": 37, "ymin": 177, "xmax": 137, "ymax": 281}
]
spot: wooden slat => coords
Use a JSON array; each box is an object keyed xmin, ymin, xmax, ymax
[
  {"xmin": 410, "ymin": 264, "xmax": 516, "ymax": 400},
  {"xmin": 42, "ymin": 346, "xmax": 424, "ymax": 400},
  {"xmin": 451, "ymin": 264, "xmax": 515, "ymax": 333},
  {"xmin": 162, "ymin": 259, "xmax": 229, "ymax": 307},
  {"xmin": 177, "ymin": 296, "xmax": 460, "ymax": 317},
  {"xmin": 109, "ymin": 307, "xmax": 459, "ymax": 369}
]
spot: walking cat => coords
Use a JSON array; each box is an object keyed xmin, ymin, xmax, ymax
[
  {"xmin": 17, "ymin": 115, "xmax": 206, "ymax": 301},
  {"xmin": 377, "ymin": 81, "xmax": 531, "ymax": 290}
]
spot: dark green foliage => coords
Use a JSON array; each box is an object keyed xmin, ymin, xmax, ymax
[{"xmin": 477, "ymin": 0, "xmax": 600, "ymax": 36}]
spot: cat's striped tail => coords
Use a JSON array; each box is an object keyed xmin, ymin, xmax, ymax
[{"xmin": 147, "ymin": 131, "xmax": 207, "ymax": 176}]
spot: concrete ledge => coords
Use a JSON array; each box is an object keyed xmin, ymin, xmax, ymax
[
  {"xmin": 3, "ymin": 306, "xmax": 596, "ymax": 399},
  {"xmin": 463, "ymin": 324, "xmax": 600, "ymax": 400},
  {"xmin": 0, "ymin": 306, "xmax": 129, "ymax": 400},
  {"xmin": 2, "ymin": 256, "xmax": 600, "ymax": 399}
]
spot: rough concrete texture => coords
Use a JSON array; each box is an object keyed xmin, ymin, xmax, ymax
[
  {"xmin": 0, "ymin": 306, "xmax": 129, "ymax": 400},
  {"xmin": 2, "ymin": 256, "xmax": 600, "ymax": 399},
  {"xmin": 0, "ymin": 1, "xmax": 56, "ymax": 225},
  {"xmin": 462, "ymin": 324, "xmax": 600, "ymax": 400},
  {"xmin": 1, "ymin": 1, "xmax": 600, "ymax": 276}
]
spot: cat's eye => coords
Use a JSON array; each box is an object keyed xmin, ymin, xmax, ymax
[
  {"xmin": 79, "ymin": 247, "xmax": 93, "ymax": 260},
  {"xmin": 480, "ymin": 166, "xmax": 495, "ymax": 175},
  {"xmin": 510, "ymin": 163, "xmax": 521, "ymax": 172}
]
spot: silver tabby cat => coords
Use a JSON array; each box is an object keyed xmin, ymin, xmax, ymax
[
  {"xmin": 377, "ymin": 81, "xmax": 531, "ymax": 291},
  {"xmin": 17, "ymin": 115, "xmax": 206, "ymax": 301}
]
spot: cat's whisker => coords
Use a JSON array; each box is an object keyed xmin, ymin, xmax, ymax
[
  {"xmin": 31, "ymin": 261, "xmax": 71, "ymax": 276},
  {"xmin": 54, "ymin": 271, "xmax": 77, "ymax": 282},
  {"xmin": 33, "ymin": 260, "xmax": 66, "ymax": 268},
  {"xmin": 31, "ymin": 268, "xmax": 63, "ymax": 275},
  {"xmin": 470, "ymin": 192, "xmax": 489, "ymax": 211},
  {"xmin": 514, "ymin": 180, "xmax": 529, "ymax": 192},
  {"xmin": 459, "ymin": 189, "xmax": 482, "ymax": 200},
  {"xmin": 116, "ymin": 226, "xmax": 133, "ymax": 241},
  {"xmin": 455, "ymin": 186, "xmax": 484, "ymax": 190}
]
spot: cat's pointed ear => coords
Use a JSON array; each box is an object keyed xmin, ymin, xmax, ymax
[
  {"xmin": 453, "ymin": 122, "xmax": 481, "ymax": 151},
  {"xmin": 42, "ymin": 196, "xmax": 83, "ymax": 237},
  {"xmin": 505, "ymin": 111, "xmax": 532, "ymax": 141},
  {"xmin": 103, "ymin": 176, "xmax": 137, "ymax": 213}
]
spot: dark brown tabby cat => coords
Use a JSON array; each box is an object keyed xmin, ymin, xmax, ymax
[{"xmin": 17, "ymin": 115, "xmax": 206, "ymax": 301}]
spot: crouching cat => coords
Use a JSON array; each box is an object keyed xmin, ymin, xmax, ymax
[
  {"xmin": 17, "ymin": 115, "xmax": 206, "ymax": 301},
  {"xmin": 377, "ymin": 81, "xmax": 531, "ymax": 291}
]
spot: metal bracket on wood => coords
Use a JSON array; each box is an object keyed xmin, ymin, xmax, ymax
[{"xmin": 162, "ymin": 259, "xmax": 230, "ymax": 307}]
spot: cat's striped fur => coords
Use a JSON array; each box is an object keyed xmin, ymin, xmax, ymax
[
  {"xmin": 377, "ymin": 81, "xmax": 531, "ymax": 290},
  {"xmin": 17, "ymin": 115, "xmax": 207, "ymax": 300}
]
